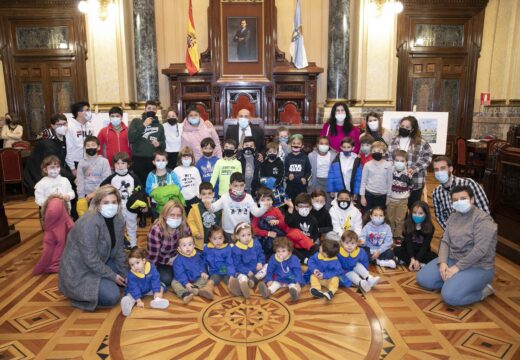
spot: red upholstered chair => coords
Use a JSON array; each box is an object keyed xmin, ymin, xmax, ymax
[
  {"xmin": 454, "ymin": 137, "xmax": 485, "ymax": 180},
  {"xmin": 0, "ymin": 148, "xmax": 27, "ymax": 201},
  {"xmin": 195, "ymin": 103, "xmax": 209, "ymax": 121},
  {"xmin": 11, "ymin": 141, "xmax": 30, "ymax": 151},
  {"xmin": 279, "ymin": 102, "xmax": 301, "ymax": 125},
  {"xmin": 231, "ymin": 94, "xmax": 256, "ymax": 118}
]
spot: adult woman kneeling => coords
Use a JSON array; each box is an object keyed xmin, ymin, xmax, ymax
[
  {"xmin": 58, "ymin": 185, "xmax": 127, "ymax": 311},
  {"xmin": 416, "ymin": 185, "xmax": 496, "ymax": 306}
]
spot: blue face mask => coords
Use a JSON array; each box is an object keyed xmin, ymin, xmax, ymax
[
  {"xmin": 188, "ymin": 117, "xmax": 200, "ymax": 126},
  {"xmin": 238, "ymin": 117, "xmax": 249, "ymax": 129},
  {"xmin": 279, "ymin": 137, "xmax": 288, "ymax": 144},
  {"xmin": 453, "ymin": 199, "xmax": 471, "ymax": 214},
  {"xmin": 371, "ymin": 216, "xmax": 385, "ymax": 226},
  {"xmin": 435, "ymin": 170, "xmax": 450, "ymax": 184},
  {"xmin": 342, "ymin": 150, "xmax": 352, "ymax": 156},
  {"xmin": 412, "ymin": 214, "xmax": 425, "ymax": 224}
]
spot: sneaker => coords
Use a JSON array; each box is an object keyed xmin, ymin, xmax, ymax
[
  {"xmin": 181, "ymin": 292, "xmax": 194, "ymax": 304},
  {"xmin": 150, "ymin": 297, "xmax": 169, "ymax": 309},
  {"xmin": 239, "ymin": 280, "xmax": 250, "ymax": 298},
  {"xmin": 124, "ymin": 238, "xmax": 132, "ymax": 250},
  {"xmin": 289, "ymin": 286, "xmax": 299, "ymax": 301},
  {"xmin": 359, "ymin": 280, "xmax": 371, "ymax": 293},
  {"xmin": 323, "ymin": 291, "xmax": 334, "ymax": 301},
  {"xmin": 376, "ymin": 259, "xmax": 396, "ymax": 269},
  {"xmin": 255, "ymin": 265, "xmax": 267, "ymax": 280},
  {"xmin": 228, "ymin": 277, "xmax": 242, "ymax": 296},
  {"xmin": 139, "ymin": 214, "xmax": 147, "ymax": 228},
  {"xmin": 258, "ymin": 282, "xmax": 270, "ymax": 299},
  {"xmin": 310, "ymin": 288, "xmax": 324, "ymax": 298},
  {"xmin": 248, "ymin": 279, "xmax": 255, "ymax": 289},
  {"xmin": 481, "ymin": 284, "xmax": 496, "ymax": 300},
  {"xmin": 190, "ymin": 286, "xmax": 199, "ymax": 296},
  {"xmin": 120, "ymin": 295, "xmax": 136, "ymax": 316},
  {"xmin": 367, "ymin": 276, "xmax": 380, "ymax": 288}
]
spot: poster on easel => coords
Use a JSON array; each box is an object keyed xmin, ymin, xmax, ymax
[{"xmin": 382, "ymin": 111, "xmax": 449, "ymax": 155}]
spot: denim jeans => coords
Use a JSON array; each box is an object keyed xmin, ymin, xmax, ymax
[
  {"xmin": 97, "ymin": 259, "xmax": 121, "ymax": 308},
  {"xmin": 416, "ymin": 258, "xmax": 495, "ymax": 306}
]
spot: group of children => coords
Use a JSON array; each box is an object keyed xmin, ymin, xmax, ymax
[{"xmin": 32, "ymin": 122, "xmax": 438, "ymax": 317}]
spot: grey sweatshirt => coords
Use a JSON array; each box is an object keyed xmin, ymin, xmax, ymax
[
  {"xmin": 438, "ymin": 206, "xmax": 497, "ymax": 270},
  {"xmin": 360, "ymin": 159, "xmax": 393, "ymax": 196},
  {"xmin": 76, "ymin": 155, "xmax": 112, "ymax": 198}
]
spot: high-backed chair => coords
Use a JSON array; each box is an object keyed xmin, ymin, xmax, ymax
[
  {"xmin": 222, "ymin": 117, "xmax": 265, "ymax": 139},
  {"xmin": 454, "ymin": 137, "xmax": 485, "ymax": 180},
  {"xmin": 0, "ymin": 148, "xmax": 27, "ymax": 201},
  {"xmin": 11, "ymin": 140, "xmax": 31, "ymax": 151}
]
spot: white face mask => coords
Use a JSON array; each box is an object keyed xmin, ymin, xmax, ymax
[
  {"xmin": 115, "ymin": 169, "xmax": 128, "ymax": 176},
  {"xmin": 298, "ymin": 207, "xmax": 311, "ymax": 217},
  {"xmin": 110, "ymin": 116, "xmax": 122, "ymax": 127},
  {"xmin": 238, "ymin": 117, "xmax": 249, "ymax": 129},
  {"xmin": 318, "ymin": 144, "xmax": 329, "ymax": 153},
  {"xmin": 47, "ymin": 168, "xmax": 60, "ymax": 178},
  {"xmin": 166, "ymin": 218, "xmax": 182, "ymax": 228},
  {"xmin": 394, "ymin": 161, "xmax": 406, "ymax": 172},
  {"xmin": 182, "ymin": 158, "xmax": 192, "ymax": 167},
  {"xmin": 55, "ymin": 126, "xmax": 67, "ymax": 136},
  {"xmin": 312, "ymin": 202, "xmax": 325, "ymax": 211},
  {"xmin": 84, "ymin": 111, "xmax": 92, "ymax": 122},
  {"xmin": 368, "ymin": 121, "xmax": 379, "ymax": 131},
  {"xmin": 335, "ymin": 113, "xmax": 346, "ymax": 124},
  {"xmin": 155, "ymin": 161, "xmax": 167, "ymax": 170},
  {"xmin": 100, "ymin": 204, "xmax": 118, "ymax": 218}
]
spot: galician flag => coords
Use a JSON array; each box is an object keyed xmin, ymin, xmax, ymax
[
  {"xmin": 185, "ymin": 0, "xmax": 200, "ymax": 75},
  {"xmin": 289, "ymin": 0, "xmax": 308, "ymax": 69}
]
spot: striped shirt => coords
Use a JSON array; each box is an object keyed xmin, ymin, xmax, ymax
[{"xmin": 432, "ymin": 175, "xmax": 490, "ymax": 230}]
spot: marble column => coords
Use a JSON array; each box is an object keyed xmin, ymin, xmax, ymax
[
  {"xmin": 326, "ymin": 0, "xmax": 350, "ymax": 104},
  {"xmin": 133, "ymin": 0, "xmax": 159, "ymax": 101}
]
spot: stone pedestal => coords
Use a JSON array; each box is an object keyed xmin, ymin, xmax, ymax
[{"xmin": 133, "ymin": 0, "xmax": 159, "ymax": 101}]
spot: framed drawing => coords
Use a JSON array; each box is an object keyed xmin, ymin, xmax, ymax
[
  {"xmin": 227, "ymin": 17, "xmax": 258, "ymax": 62},
  {"xmin": 382, "ymin": 111, "xmax": 449, "ymax": 155}
]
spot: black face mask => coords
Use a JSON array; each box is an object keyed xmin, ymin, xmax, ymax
[
  {"xmin": 267, "ymin": 154, "xmax": 277, "ymax": 161},
  {"xmin": 145, "ymin": 111, "xmax": 156, "ymax": 119},
  {"xmin": 5, "ymin": 119, "xmax": 11, "ymax": 125},
  {"xmin": 338, "ymin": 200, "xmax": 351, "ymax": 210},
  {"xmin": 243, "ymin": 147, "xmax": 255, "ymax": 156},
  {"xmin": 167, "ymin": 118, "xmax": 177, "ymax": 125},
  {"xmin": 399, "ymin": 127, "xmax": 411, "ymax": 137},
  {"xmin": 85, "ymin": 148, "xmax": 97, "ymax": 156},
  {"xmin": 223, "ymin": 149, "xmax": 236, "ymax": 158},
  {"xmin": 203, "ymin": 151, "xmax": 214, "ymax": 158},
  {"xmin": 372, "ymin": 152, "xmax": 383, "ymax": 161}
]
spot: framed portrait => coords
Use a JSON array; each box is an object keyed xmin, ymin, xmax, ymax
[{"xmin": 227, "ymin": 17, "xmax": 258, "ymax": 62}]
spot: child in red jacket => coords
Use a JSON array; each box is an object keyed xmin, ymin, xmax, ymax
[{"xmin": 252, "ymin": 187, "xmax": 313, "ymax": 259}]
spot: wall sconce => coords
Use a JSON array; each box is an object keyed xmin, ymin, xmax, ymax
[
  {"xmin": 368, "ymin": 0, "xmax": 404, "ymax": 17},
  {"xmin": 78, "ymin": 0, "xmax": 116, "ymax": 21}
]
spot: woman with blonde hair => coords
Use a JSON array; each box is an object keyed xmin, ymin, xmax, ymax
[
  {"xmin": 58, "ymin": 185, "xmax": 127, "ymax": 311},
  {"xmin": 147, "ymin": 200, "xmax": 191, "ymax": 286}
]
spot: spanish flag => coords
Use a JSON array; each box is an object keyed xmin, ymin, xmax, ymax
[{"xmin": 185, "ymin": 0, "xmax": 200, "ymax": 75}]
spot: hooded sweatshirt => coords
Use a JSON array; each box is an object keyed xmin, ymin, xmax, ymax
[
  {"xmin": 97, "ymin": 122, "xmax": 131, "ymax": 167},
  {"xmin": 76, "ymin": 155, "xmax": 112, "ymax": 198},
  {"xmin": 128, "ymin": 114, "xmax": 165, "ymax": 158},
  {"xmin": 329, "ymin": 199, "xmax": 363, "ymax": 237},
  {"xmin": 65, "ymin": 117, "xmax": 95, "ymax": 169}
]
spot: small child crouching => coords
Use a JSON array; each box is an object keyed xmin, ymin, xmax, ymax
[
  {"xmin": 306, "ymin": 240, "xmax": 343, "ymax": 301},
  {"xmin": 339, "ymin": 231, "xmax": 380, "ymax": 293},
  {"xmin": 231, "ymin": 222, "xmax": 267, "ymax": 298},
  {"xmin": 202, "ymin": 226, "xmax": 241, "ymax": 296},
  {"xmin": 258, "ymin": 238, "xmax": 303, "ymax": 301},
  {"xmin": 120, "ymin": 248, "xmax": 169, "ymax": 316},
  {"xmin": 172, "ymin": 236, "xmax": 214, "ymax": 304}
]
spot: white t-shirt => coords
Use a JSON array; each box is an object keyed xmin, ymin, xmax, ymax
[
  {"xmin": 398, "ymin": 136, "xmax": 411, "ymax": 152},
  {"xmin": 163, "ymin": 122, "xmax": 183, "ymax": 153},
  {"xmin": 210, "ymin": 193, "xmax": 266, "ymax": 234},
  {"xmin": 173, "ymin": 166, "xmax": 201, "ymax": 201},
  {"xmin": 316, "ymin": 153, "xmax": 331, "ymax": 178}
]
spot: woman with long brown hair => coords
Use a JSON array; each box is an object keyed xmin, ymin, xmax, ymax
[{"xmin": 361, "ymin": 112, "xmax": 393, "ymax": 146}]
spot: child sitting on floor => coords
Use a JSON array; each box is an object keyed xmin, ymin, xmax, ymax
[
  {"xmin": 360, "ymin": 206, "xmax": 396, "ymax": 269},
  {"xmin": 202, "ymin": 226, "xmax": 241, "ymax": 296},
  {"xmin": 187, "ymin": 182, "xmax": 222, "ymax": 250},
  {"xmin": 258, "ymin": 237, "xmax": 303, "ymax": 301},
  {"xmin": 311, "ymin": 189, "xmax": 333, "ymax": 237},
  {"xmin": 306, "ymin": 239, "xmax": 343, "ymax": 301},
  {"xmin": 231, "ymin": 222, "xmax": 267, "ymax": 298},
  {"xmin": 172, "ymin": 236, "xmax": 214, "ymax": 304},
  {"xmin": 120, "ymin": 248, "xmax": 169, "ymax": 316},
  {"xmin": 338, "ymin": 230, "xmax": 380, "ymax": 293}
]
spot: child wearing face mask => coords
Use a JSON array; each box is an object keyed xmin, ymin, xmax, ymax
[
  {"xmin": 360, "ymin": 141, "xmax": 393, "ymax": 211},
  {"xmin": 327, "ymin": 137, "xmax": 362, "ymax": 202},
  {"xmin": 395, "ymin": 201, "xmax": 437, "ymax": 271},
  {"xmin": 258, "ymin": 237, "xmax": 304, "ymax": 301},
  {"xmin": 76, "ymin": 136, "xmax": 112, "ymax": 203},
  {"xmin": 195, "ymin": 137, "xmax": 220, "ymax": 185},
  {"xmin": 101, "ymin": 152, "xmax": 145, "ymax": 249},
  {"xmin": 358, "ymin": 134, "xmax": 375, "ymax": 165},
  {"xmin": 204, "ymin": 172, "xmax": 267, "ymax": 243},
  {"xmin": 259, "ymin": 142, "xmax": 286, "ymax": 207},
  {"xmin": 386, "ymin": 149, "xmax": 413, "ymax": 243},
  {"xmin": 238, "ymin": 136, "xmax": 261, "ymax": 195},
  {"xmin": 172, "ymin": 236, "xmax": 215, "ymax": 304},
  {"xmin": 35, "ymin": 155, "xmax": 75, "ymax": 209},
  {"xmin": 187, "ymin": 182, "xmax": 222, "ymax": 250},
  {"xmin": 146, "ymin": 150, "xmax": 184, "ymax": 221},
  {"xmin": 284, "ymin": 134, "xmax": 312, "ymax": 201},
  {"xmin": 360, "ymin": 206, "xmax": 396, "ymax": 268},
  {"xmin": 309, "ymin": 136, "xmax": 337, "ymax": 207},
  {"xmin": 285, "ymin": 193, "xmax": 320, "ymax": 263},
  {"xmin": 310, "ymin": 190, "xmax": 333, "ymax": 236},
  {"xmin": 210, "ymin": 139, "xmax": 242, "ymax": 196},
  {"xmin": 363, "ymin": 112, "xmax": 393, "ymax": 146},
  {"xmin": 329, "ymin": 190, "xmax": 363, "ymax": 237},
  {"xmin": 162, "ymin": 108, "xmax": 183, "ymax": 169},
  {"xmin": 97, "ymin": 106, "xmax": 132, "ymax": 168},
  {"xmin": 174, "ymin": 146, "xmax": 202, "ymax": 213},
  {"xmin": 276, "ymin": 126, "xmax": 290, "ymax": 162}
]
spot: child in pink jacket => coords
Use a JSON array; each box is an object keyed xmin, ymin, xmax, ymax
[{"xmin": 180, "ymin": 108, "xmax": 222, "ymax": 161}]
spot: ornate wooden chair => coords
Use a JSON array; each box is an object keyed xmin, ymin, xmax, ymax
[
  {"xmin": 454, "ymin": 137, "xmax": 485, "ymax": 180},
  {"xmin": 0, "ymin": 148, "xmax": 27, "ymax": 201}
]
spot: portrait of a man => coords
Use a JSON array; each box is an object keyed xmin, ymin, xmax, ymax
[{"xmin": 227, "ymin": 17, "xmax": 258, "ymax": 62}]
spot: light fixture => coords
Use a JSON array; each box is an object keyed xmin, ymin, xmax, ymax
[
  {"xmin": 78, "ymin": 0, "xmax": 115, "ymax": 21},
  {"xmin": 368, "ymin": 0, "xmax": 403, "ymax": 17}
]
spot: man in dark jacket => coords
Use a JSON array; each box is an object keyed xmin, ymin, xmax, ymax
[{"xmin": 225, "ymin": 108, "xmax": 265, "ymax": 154}]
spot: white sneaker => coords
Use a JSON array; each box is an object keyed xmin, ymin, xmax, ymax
[
  {"xmin": 121, "ymin": 295, "xmax": 136, "ymax": 317},
  {"xmin": 255, "ymin": 264, "xmax": 268, "ymax": 280},
  {"xmin": 359, "ymin": 280, "xmax": 371, "ymax": 293},
  {"xmin": 367, "ymin": 275, "xmax": 380, "ymax": 288},
  {"xmin": 481, "ymin": 284, "xmax": 495, "ymax": 300},
  {"xmin": 377, "ymin": 259, "xmax": 396, "ymax": 269},
  {"xmin": 150, "ymin": 297, "xmax": 169, "ymax": 310}
]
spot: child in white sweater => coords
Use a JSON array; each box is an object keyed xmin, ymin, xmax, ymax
[
  {"xmin": 174, "ymin": 146, "xmax": 202, "ymax": 212},
  {"xmin": 34, "ymin": 155, "xmax": 75, "ymax": 208}
]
